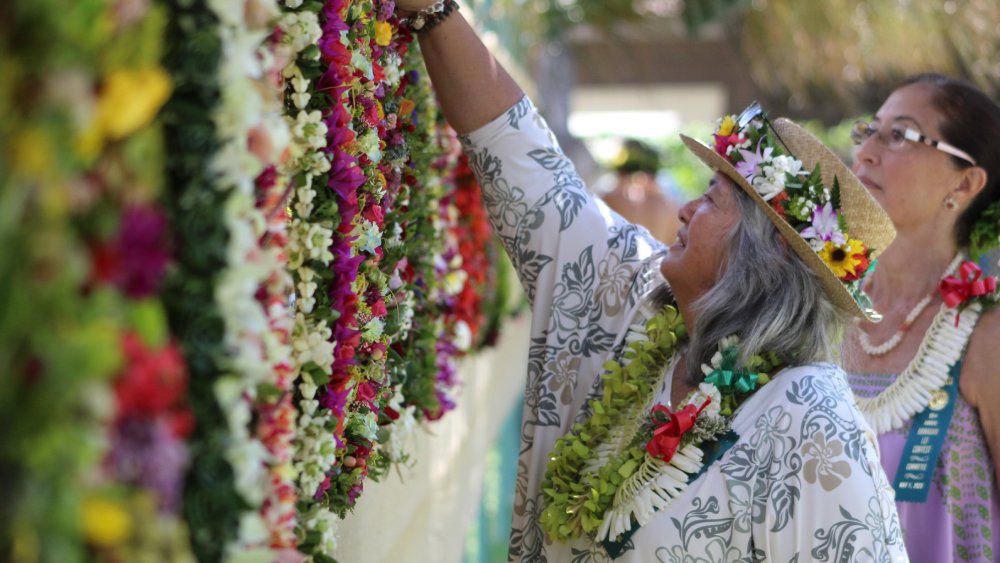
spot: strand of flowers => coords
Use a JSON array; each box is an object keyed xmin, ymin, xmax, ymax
[
  {"xmin": 205, "ymin": 0, "xmax": 298, "ymax": 556},
  {"xmin": 388, "ymin": 50, "xmax": 459, "ymax": 421},
  {"xmin": 274, "ymin": 0, "xmax": 347, "ymax": 555},
  {"xmin": 448, "ymin": 154, "xmax": 494, "ymax": 350},
  {"xmin": 160, "ymin": 1, "xmax": 248, "ymax": 558}
]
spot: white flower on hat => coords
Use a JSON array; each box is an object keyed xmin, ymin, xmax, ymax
[{"xmin": 751, "ymin": 154, "xmax": 802, "ymax": 201}]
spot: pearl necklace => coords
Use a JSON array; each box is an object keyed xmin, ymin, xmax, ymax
[{"xmin": 856, "ymin": 254, "xmax": 962, "ymax": 357}]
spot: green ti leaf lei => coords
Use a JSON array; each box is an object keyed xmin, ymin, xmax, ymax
[{"xmin": 539, "ymin": 310, "xmax": 781, "ymax": 544}]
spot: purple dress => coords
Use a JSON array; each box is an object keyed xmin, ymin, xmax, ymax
[{"xmin": 849, "ymin": 371, "xmax": 1000, "ymax": 562}]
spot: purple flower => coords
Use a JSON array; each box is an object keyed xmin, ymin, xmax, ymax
[
  {"xmin": 115, "ymin": 205, "xmax": 171, "ymax": 298},
  {"xmin": 735, "ymin": 139, "xmax": 773, "ymax": 179},
  {"xmin": 107, "ymin": 417, "xmax": 189, "ymax": 512},
  {"xmin": 800, "ymin": 202, "xmax": 846, "ymax": 248}
]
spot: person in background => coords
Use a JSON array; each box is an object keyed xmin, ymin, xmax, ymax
[
  {"xmin": 845, "ymin": 73, "xmax": 1000, "ymax": 563},
  {"xmin": 601, "ymin": 139, "xmax": 682, "ymax": 244}
]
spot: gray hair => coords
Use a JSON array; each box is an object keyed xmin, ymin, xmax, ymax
[{"xmin": 682, "ymin": 186, "xmax": 847, "ymax": 382}]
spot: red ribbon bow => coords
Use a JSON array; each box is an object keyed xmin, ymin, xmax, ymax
[
  {"xmin": 939, "ymin": 261, "xmax": 998, "ymax": 325},
  {"xmin": 645, "ymin": 399, "xmax": 711, "ymax": 463}
]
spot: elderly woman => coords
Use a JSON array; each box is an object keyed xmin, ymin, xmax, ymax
[
  {"xmin": 398, "ymin": 2, "xmax": 907, "ymax": 560},
  {"xmin": 846, "ymin": 74, "xmax": 1000, "ymax": 562}
]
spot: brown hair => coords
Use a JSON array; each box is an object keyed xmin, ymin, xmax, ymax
[{"xmin": 901, "ymin": 73, "xmax": 1000, "ymax": 252}]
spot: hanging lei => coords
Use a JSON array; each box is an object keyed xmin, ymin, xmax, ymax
[
  {"xmin": 855, "ymin": 259, "xmax": 999, "ymax": 434},
  {"xmin": 539, "ymin": 307, "xmax": 780, "ymax": 545}
]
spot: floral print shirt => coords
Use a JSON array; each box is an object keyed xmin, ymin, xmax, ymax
[{"xmin": 460, "ymin": 96, "xmax": 907, "ymax": 562}]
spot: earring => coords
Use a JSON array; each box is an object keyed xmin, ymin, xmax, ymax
[{"xmin": 945, "ymin": 196, "xmax": 957, "ymax": 210}]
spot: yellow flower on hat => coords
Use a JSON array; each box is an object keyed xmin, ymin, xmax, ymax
[
  {"xmin": 819, "ymin": 239, "xmax": 866, "ymax": 279},
  {"xmin": 81, "ymin": 497, "xmax": 132, "ymax": 547},
  {"xmin": 716, "ymin": 115, "xmax": 737, "ymax": 136},
  {"xmin": 374, "ymin": 21, "xmax": 393, "ymax": 46}
]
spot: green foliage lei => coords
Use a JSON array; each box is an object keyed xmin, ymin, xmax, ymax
[
  {"xmin": 540, "ymin": 306, "xmax": 686, "ymax": 541},
  {"xmin": 539, "ymin": 308, "xmax": 781, "ymax": 544}
]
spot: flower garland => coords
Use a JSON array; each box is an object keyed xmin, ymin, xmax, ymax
[
  {"xmin": 540, "ymin": 308, "xmax": 779, "ymax": 544},
  {"xmin": 160, "ymin": 0, "xmax": 244, "ymax": 558},
  {"xmin": 856, "ymin": 260, "xmax": 999, "ymax": 434}
]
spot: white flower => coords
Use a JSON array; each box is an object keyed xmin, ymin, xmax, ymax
[
  {"xmin": 356, "ymin": 127, "xmax": 382, "ymax": 164},
  {"xmin": 684, "ymin": 382, "xmax": 723, "ymax": 417},
  {"xmin": 285, "ymin": 0, "xmax": 303, "ymax": 7},
  {"xmin": 281, "ymin": 11, "xmax": 321, "ymax": 53},
  {"xmin": 300, "ymin": 150, "xmax": 331, "ymax": 175},
  {"xmin": 751, "ymin": 173, "xmax": 784, "ymax": 202},
  {"xmin": 228, "ymin": 439, "xmax": 272, "ymax": 506},
  {"xmin": 299, "ymin": 506, "xmax": 340, "ymax": 555},
  {"xmin": 453, "ymin": 320, "xmax": 473, "ymax": 352},
  {"xmin": 294, "ymin": 182, "xmax": 317, "ymax": 219},
  {"xmin": 294, "ymin": 109, "xmax": 327, "ymax": 149},
  {"xmin": 305, "ymin": 222, "xmax": 335, "ymax": 262},
  {"xmin": 443, "ymin": 269, "xmax": 468, "ymax": 296},
  {"xmin": 362, "ymin": 317, "xmax": 384, "ymax": 341},
  {"xmin": 384, "ymin": 222, "xmax": 403, "ymax": 248},
  {"xmin": 383, "ymin": 52, "xmax": 402, "ymax": 88},
  {"xmin": 296, "ymin": 268, "xmax": 318, "ymax": 313},
  {"xmin": 766, "ymin": 154, "xmax": 803, "ymax": 180},
  {"xmin": 354, "ymin": 220, "xmax": 382, "ymax": 255},
  {"xmin": 292, "ymin": 316, "xmax": 335, "ymax": 368},
  {"xmin": 752, "ymin": 154, "xmax": 802, "ymax": 201}
]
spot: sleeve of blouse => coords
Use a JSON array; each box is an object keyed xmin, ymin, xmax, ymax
[
  {"xmin": 746, "ymin": 368, "xmax": 908, "ymax": 562},
  {"xmin": 459, "ymin": 96, "xmax": 667, "ymax": 339}
]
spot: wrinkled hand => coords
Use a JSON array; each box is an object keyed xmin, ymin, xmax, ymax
[{"xmin": 394, "ymin": 0, "xmax": 438, "ymax": 16}]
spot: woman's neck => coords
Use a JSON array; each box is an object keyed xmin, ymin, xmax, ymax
[{"xmin": 866, "ymin": 224, "xmax": 961, "ymax": 305}]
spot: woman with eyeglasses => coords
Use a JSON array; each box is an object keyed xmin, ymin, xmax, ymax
[
  {"xmin": 393, "ymin": 1, "xmax": 910, "ymax": 561},
  {"xmin": 846, "ymin": 73, "xmax": 1000, "ymax": 562}
]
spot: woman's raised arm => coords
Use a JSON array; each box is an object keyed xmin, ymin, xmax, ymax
[{"xmin": 412, "ymin": 8, "xmax": 523, "ymax": 134}]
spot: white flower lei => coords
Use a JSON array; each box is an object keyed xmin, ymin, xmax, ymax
[{"xmin": 209, "ymin": 0, "xmax": 301, "ymax": 552}]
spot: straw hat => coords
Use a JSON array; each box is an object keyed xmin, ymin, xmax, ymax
[{"xmin": 680, "ymin": 108, "xmax": 896, "ymax": 320}]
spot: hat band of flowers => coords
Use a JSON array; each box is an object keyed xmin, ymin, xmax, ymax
[{"xmin": 680, "ymin": 102, "xmax": 896, "ymax": 321}]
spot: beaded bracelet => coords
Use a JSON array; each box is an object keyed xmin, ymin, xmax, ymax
[{"xmin": 401, "ymin": 0, "xmax": 459, "ymax": 33}]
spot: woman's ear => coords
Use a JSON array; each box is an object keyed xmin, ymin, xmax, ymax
[{"xmin": 952, "ymin": 166, "xmax": 988, "ymax": 208}]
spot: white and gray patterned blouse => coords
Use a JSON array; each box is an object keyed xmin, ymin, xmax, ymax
[{"xmin": 459, "ymin": 96, "xmax": 908, "ymax": 562}]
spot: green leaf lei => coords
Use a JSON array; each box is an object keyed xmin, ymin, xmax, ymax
[
  {"xmin": 539, "ymin": 308, "xmax": 781, "ymax": 544},
  {"xmin": 540, "ymin": 306, "xmax": 686, "ymax": 541}
]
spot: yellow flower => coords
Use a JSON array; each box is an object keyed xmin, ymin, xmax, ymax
[
  {"xmin": 716, "ymin": 115, "xmax": 737, "ymax": 136},
  {"xmin": 81, "ymin": 497, "xmax": 132, "ymax": 547},
  {"xmin": 374, "ymin": 21, "xmax": 393, "ymax": 46},
  {"xmin": 96, "ymin": 67, "xmax": 173, "ymax": 141},
  {"xmin": 819, "ymin": 239, "xmax": 865, "ymax": 279}
]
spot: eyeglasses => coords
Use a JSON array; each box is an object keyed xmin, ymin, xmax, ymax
[{"xmin": 850, "ymin": 120, "xmax": 977, "ymax": 166}]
